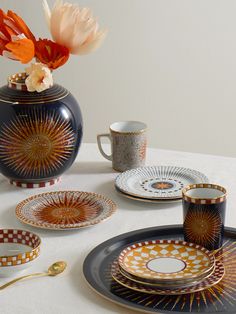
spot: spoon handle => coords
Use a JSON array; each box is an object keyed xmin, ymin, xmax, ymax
[{"xmin": 0, "ymin": 272, "xmax": 48, "ymax": 290}]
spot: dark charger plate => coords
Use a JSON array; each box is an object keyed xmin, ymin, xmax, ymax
[{"xmin": 83, "ymin": 225, "xmax": 236, "ymax": 314}]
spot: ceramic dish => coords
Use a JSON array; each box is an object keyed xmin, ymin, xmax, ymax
[
  {"xmin": 83, "ymin": 225, "xmax": 236, "ymax": 314},
  {"xmin": 115, "ymin": 166, "xmax": 208, "ymax": 200},
  {"xmin": 118, "ymin": 264, "xmax": 215, "ymax": 288},
  {"xmin": 118, "ymin": 239, "xmax": 215, "ymax": 282},
  {"xmin": 115, "ymin": 187, "xmax": 181, "ymax": 204},
  {"xmin": 111, "ymin": 259, "xmax": 224, "ymax": 295},
  {"xmin": 0, "ymin": 229, "xmax": 41, "ymax": 277},
  {"xmin": 15, "ymin": 191, "xmax": 116, "ymax": 230}
]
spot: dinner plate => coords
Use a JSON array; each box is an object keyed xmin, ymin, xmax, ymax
[
  {"xmin": 115, "ymin": 166, "xmax": 208, "ymax": 199},
  {"xmin": 118, "ymin": 239, "xmax": 215, "ymax": 282},
  {"xmin": 115, "ymin": 187, "xmax": 181, "ymax": 203},
  {"xmin": 83, "ymin": 225, "xmax": 236, "ymax": 314},
  {"xmin": 15, "ymin": 191, "xmax": 116, "ymax": 230},
  {"xmin": 111, "ymin": 259, "xmax": 224, "ymax": 295}
]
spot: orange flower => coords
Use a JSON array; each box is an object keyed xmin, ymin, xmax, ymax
[
  {"xmin": 35, "ymin": 39, "xmax": 69, "ymax": 70},
  {"xmin": 0, "ymin": 9, "xmax": 35, "ymax": 63},
  {"xmin": 6, "ymin": 10, "xmax": 35, "ymax": 42},
  {"xmin": 6, "ymin": 39, "xmax": 35, "ymax": 64}
]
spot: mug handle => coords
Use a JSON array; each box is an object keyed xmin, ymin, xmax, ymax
[{"xmin": 97, "ymin": 134, "xmax": 112, "ymax": 161}]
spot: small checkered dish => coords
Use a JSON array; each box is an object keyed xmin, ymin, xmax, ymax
[
  {"xmin": 118, "ymin": 239, "xmax": 215, "ymax": 283},
  {"xmin": 0, "ymin": 229, "xmax": 41, "ymax": 277}
]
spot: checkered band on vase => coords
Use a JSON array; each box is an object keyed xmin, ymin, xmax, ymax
[
  {"xmin": 118, "ymin": 239, "xmax": 215, "ymax": 281},
  {"xmin": 182, "ymin": 183, "xmax": 227, "ymax": 204},
  {"xmin": 10, "ymin": 177, "xmax": 61, "ymax": 189},
  {"xmin": 7, "ymin": 73, "xmax": 28, "ymax": 91},
  {"xmin": 111, "ymin": 259, "xmax": 225, "ymax": 295},
  {"xmin": 0, "ymin": 229, "xmax": 41, "ymax": 267}
]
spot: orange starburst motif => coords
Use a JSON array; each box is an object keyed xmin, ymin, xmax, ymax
[
  {"xmin": 152, "ymin": 182, "xmax": 174, "ymax": 190},
  {"xmin": 0, "ymin": 109, "xmax": 75, "ymax": 177},
  {"xmin": 34, "ymin": 193, "xmax": 102, "ymax": 226},
  {"xmin": 184, "ymin": 209, "xmax": 222, "ymax": 248}
]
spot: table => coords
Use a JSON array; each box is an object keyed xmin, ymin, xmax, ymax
[{"xmin": 0, "ymin": 143, "xmax": 235, "ymax": 314}]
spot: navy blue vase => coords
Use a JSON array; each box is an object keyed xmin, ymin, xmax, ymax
[{"xmin": 0, "ymin": 73, "xmax": 83, "ymax": 187}]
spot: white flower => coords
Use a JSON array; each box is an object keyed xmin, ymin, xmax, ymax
[
  {"xmin": 43, "ymin": 0, "xmax": 107, "ymax": 55},
  {"xmin": 25, "ymin": 63, "xmax": 53, "ymax": 93}
]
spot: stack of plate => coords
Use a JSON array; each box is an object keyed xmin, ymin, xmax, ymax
[
  {"xmin": 115, "ymin": 166, "xmax": 209, "ymax": 203},
  {"xmin": 111, "ymin": 239, "xmax": 225, "ymax": 295}
]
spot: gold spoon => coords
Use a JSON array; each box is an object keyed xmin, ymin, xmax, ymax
[{"xmin": 0, "ymin": 261, "xmax": 67, "ymax": 290}]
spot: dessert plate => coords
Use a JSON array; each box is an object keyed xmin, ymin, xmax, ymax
[
  {"xmin": 15, "ymin": 191, "xmax": 116, "ymax": 230},
  {"xmin": 115, "ymin": 166, "xmax": 208, "ymax": 199},
  {"xmin": 111, "ymin": 259, "xmax": 224, "ymax": 295},
  {"xmin": 83, "ymin": 225, "xmax": 236, "ymax": 314},
  {"xmin": 118, "ymin": 239, "xmax": 215, "ymax": 282}
]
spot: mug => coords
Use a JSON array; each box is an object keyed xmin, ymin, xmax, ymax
[
  {"xmin": 182, "ymin": 183, "xmax": 227, "ymax": 250},
  {"xmin": 97, "ymin": 121, "xmax": 147, "ymax": 172}
]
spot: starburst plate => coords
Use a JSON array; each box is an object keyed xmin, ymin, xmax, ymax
[
  {"xmin": 115, "ymin": 166, "xmax": 208, "ymax": 200},
  {"xmin": 111, "ymin": 259, "xmax": 224, "ymax": 295},
  {"xmin": 83, "ymin": 225, "xmax": 236, "ymax": 313},
  {"xmin": 15, "ymin": 191, "xmax": 116, "ymax": 230}
]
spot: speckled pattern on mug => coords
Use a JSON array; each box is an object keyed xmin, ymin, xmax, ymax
[{"xmin": 111, "ymin": 132, "xmax": 147, "ymax": 172}]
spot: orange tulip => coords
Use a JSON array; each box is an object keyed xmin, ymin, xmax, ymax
[
  {"xmin": 35, "ymin": 39, "xmax": 69, "ymax": 70},
  {"xmin": 0, "ymin": 9, "xmax": 35, "ymax": 63}
]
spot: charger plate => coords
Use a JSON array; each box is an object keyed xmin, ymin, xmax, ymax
[
  {"xmin": 111, "ymin": 259, "xmax": 224, "ymax": 295},
  {"xmin": 115, "ymin": 166, "xmax": 208, "ymax": 200},
  {"xmin": 83, "ymin": 225, "xmax": 236, "ymax": 314},
  {"xmin": 15, "ymin": 191, "xmax": 116, "ymax": 230}
]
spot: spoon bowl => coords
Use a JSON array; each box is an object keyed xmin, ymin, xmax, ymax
[{"xmin": 48, "ymin": 261, "xmax": 67, "ymax": 276}]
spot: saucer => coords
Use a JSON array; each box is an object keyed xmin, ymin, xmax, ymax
[{"xmin": 115, "ymin": 186, "xmax": 181, "ymax": 203}]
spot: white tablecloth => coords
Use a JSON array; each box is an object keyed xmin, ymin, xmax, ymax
[{"xmin": 0, "ymin": 143, "xmax": 235, "ymax": 314}]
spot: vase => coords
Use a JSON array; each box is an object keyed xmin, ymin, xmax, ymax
[{"xmin": 0, "ymin": 72, "xmax": 83, "ymax": 188}]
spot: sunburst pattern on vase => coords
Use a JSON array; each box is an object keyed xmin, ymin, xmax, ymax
[
  {"xmin": 184, "ymin": 208, "xmax": 222, "ymax": 248},
  {"xmin": 15, "ymin": 191, "xmax": 117, "ymax": 230},
  {"xmin": 0, "ymin": 109, "xmax": 75, "ymax": 177},
  {"xmin": 103, "ymin": 240, "xmax": 236, "ymax": 313}
]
